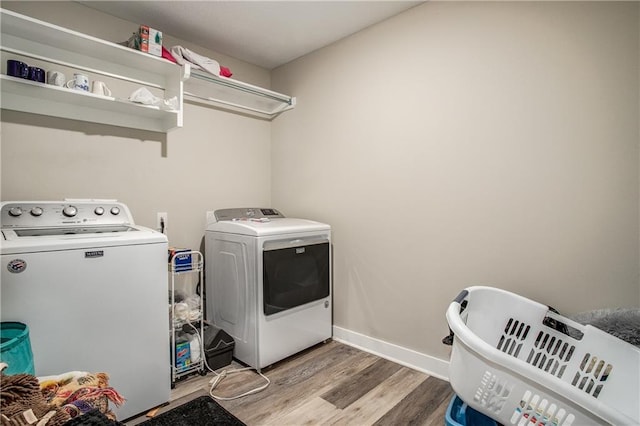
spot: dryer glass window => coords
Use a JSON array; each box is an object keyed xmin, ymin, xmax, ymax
[{"xmin": 263, "ymin": 242, "xmax": 330, "ymax": 315}]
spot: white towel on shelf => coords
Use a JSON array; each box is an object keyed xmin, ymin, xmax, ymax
[{"xmin": 170, "ymin": 45, "xmax": 220, "ymax": 76}]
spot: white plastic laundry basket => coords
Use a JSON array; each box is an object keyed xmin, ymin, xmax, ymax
[{"xmin": 446, "ymin": 286, "xmax": 640, "ymax": 426}]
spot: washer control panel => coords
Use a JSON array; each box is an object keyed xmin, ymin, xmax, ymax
[
  {"xmin": 1, "ymin": 201, "xmax": 133, "ymax": 228},
  {"xmin": 214, "ymin": 208, "xmax": 285, "ymax": 222}
]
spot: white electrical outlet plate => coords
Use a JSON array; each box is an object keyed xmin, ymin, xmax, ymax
[{"xmin": 157, "ymin": 212, "xmax": 168, "ymax": 233}]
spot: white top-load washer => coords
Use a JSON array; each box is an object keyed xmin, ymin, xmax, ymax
[
  {"xmin": 1, "ymin": 200, "xmax": 170, "ymax": 420},
  {"xmin": 205, "ymin": 208, "xmax": 332, "ymax": 371}
]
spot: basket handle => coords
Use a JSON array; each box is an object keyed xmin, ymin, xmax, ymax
[
  {"xmin": 442, "ymin": 290, "xmax": 470, "ymax": 345},
  {"xmin": 543, "ymin": 308, "xmax": 585, "ymax": 340},
  {"xmin": 453, "ymin": 289, "xmax": 469, "ymax": 304}
]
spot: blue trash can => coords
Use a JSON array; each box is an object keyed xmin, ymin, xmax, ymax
[
  {"xmin": 445, "ymin": 394, "xmax": 497, "ymax": 426},
  {"xmin": 0, "ymin": 322, "xmax": 35, "ymax": 375}
]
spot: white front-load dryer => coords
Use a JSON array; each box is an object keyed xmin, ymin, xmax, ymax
[{"xmin": 205, "ymin": 208, "xmax": 332, "ymax": 371}]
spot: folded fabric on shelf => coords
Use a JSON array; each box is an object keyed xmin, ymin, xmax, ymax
[
  {"xmin": 170, "ymin": 45, "xmax": 232, "ymax": 78},
  {"xmin": 161, "ymin": 46, "xmax": 177, "ymax": 63},
  {"xmin": 220, "ymin": 66, "xmax": 232, "ymax": 77}
]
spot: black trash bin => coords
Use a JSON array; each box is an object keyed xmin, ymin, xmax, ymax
[{"xmin": 202, "ymin": 325, "xmax": 235, "ymax": 370}]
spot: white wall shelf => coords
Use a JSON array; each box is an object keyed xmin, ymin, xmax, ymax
[
  {"xmin": 0, "ymin": 8, "xmax": 295, "ymax": 128},
  {"xmin": 0, "ymin": 8, "xmax": 185, "ymax": 133},
  {"xmin": 184, "ymin": 68, "xmax": 296, "ymax": 120},
  {"xmin": 1, "ymin": 75, "xmax": 180, "ymax": 132}
]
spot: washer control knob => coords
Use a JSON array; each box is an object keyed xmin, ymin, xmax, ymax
[
  {"xmin": 94, "ymin": 207, "xmax": 105, "ymax": 216},
  {"xmin": 62, "ymin": 205, "xmax": 77, "ymax": 217},
  {"xmin": 8, "ymin": 207, "xmax": 23, "ymax": 217},
  {"xmin": 30, "ymin": 207, "xmax": 44, "ymax": 217},
  {"xmin": 110, "ymin": 206, "xmax": 120, "ymax": 216}
]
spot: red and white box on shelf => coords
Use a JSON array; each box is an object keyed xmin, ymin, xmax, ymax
[{"xmin": 136, "ymin": 25, "xmax": 162, "ymax": 57}]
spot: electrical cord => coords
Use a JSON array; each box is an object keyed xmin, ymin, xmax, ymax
[{"xmin": 184, "ymin": 320, "xmax": 270, "ymax": 401}]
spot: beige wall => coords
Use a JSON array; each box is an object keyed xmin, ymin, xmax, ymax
[
  {"xmin": 271, "ymin": 2, "xmax": 640, "ymax": 360},
  {"xmin": 0, "ymin": 1, "xmax": 272, "ymax": 251}
]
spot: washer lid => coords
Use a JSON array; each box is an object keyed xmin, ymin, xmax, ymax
[
  {"xmin": 206, "ymin": 217, "xmax": 330, "ymax": 236},
  {"xmin": 1, "ymin": 224, "xmax": 167, "ymax": 254}
]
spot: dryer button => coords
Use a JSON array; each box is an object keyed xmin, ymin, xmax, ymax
[{"xmin": 110, "ymin": 207, "xmax": 120, "ymax": 216}]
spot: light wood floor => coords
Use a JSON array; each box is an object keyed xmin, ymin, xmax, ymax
[{"xmin": 126, "ymin": 340, "xmax": 454, "ymax": 425}]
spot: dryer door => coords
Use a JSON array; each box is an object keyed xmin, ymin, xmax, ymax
[{"xmin": 262, "ymin": 238, "xmax": 330, "ymax": 315}]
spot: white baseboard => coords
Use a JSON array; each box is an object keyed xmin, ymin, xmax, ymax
[{"xmin": 332, "ymin": 325, "xmax": 450, "ymax": 381}]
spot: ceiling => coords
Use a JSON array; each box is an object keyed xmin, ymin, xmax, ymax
[{"xmin": 79, "ymin": 1, "xmax": 423, "ymax": 70}]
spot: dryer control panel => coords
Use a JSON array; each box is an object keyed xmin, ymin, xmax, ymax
[{"xmin": 214, "ymin": 208, "xmax": 285, "ymax": 222}]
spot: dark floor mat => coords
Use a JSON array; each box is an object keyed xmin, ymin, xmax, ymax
[{"xmin": 140, "ymin": 396, "xmax": 245, "ymax": 426}]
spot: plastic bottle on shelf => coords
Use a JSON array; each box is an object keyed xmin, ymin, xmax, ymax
[
  {"xmin": 189, "ymin": 332, "xmax": 201, "ymax": 363},
  {"xmin": 175, "ymin": 332, "xmax": 191, "ymax": 368}
]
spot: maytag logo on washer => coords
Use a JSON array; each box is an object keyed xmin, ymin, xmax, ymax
[
  {"xmin": 85, "ymin": 250, "xmax": 104, "ymax": 258},
  {"xmin": 7, "ymin": 259, "xmax": 27, "ymax": 273}
]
